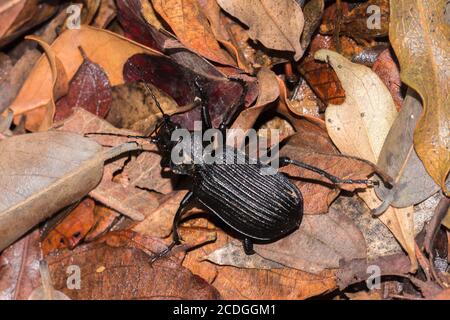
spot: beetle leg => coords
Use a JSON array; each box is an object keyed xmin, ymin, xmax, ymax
[
  {"xmin": 149, "ymin": 191, "xmax": 194, "ymax": 263},
  {"xmin": 243, "ymin": 238, "xmax": 255, "ymax": 255},
  {"xmin": 194, "ymin": 77, "xmax": 212, "ymax": 130},
  {"xmin": 279, "ymin": 157, "xmax": 380, "ymax": 187},
  {"xmin": 218, "ymin": 78, "xmax": 248, "ymax": 141}
]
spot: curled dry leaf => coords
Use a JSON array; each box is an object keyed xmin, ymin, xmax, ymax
[
  {"xmin": 217, "ymin": 0, "xmax": 305, "ymax": 60},
  {"xmin": 230, "ymin": 67, "xmax": 279, "ymax": 146},
  {"xmin": 390, "ymin": 0, "xmax": 450, "ymax": 195},
  {"xmin": 253, "ymin": 208, "xmax": 367, "ymax": 274},
  {"xmin": 8, "ymin": 25, "xmax": 162, "ymax": 131},
  {"xmin": 152, "ymin": 0, "xmax": 235, "ymax": 66},
  {"xmin": 315, "ymin": 49, "xmax": 417, "ymax": 270},
  {"xmin": 374, "ymin": 90, "xmax": 441, "ymax": 214},
  {"xmin": 300, "ymin": 0, "xmax": 324, "ymax": 50},
  {"xmin": 54, "ymin": 48, "xmax": 113, "ymax": 122},
  {"xmin": 45, "ymin": 231, "xmax": 220, "ymax": 300}
]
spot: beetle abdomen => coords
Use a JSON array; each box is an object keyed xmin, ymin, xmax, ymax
[{"xmin": 193, "ymin": 160, "xmax": 303, "ymax": 241}]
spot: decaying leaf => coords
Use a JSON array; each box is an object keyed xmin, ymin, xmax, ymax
[
  {"xmin": 300, "ymin": 0, "xmax": 324, "ymax": 50},
  {"xmin": 46, "ymin": 231, "xmax": 220, "ymax": 300},
  {"xmin": 54, "ymin": 47, "xmax": 112, "ymax": 122},
  {"xmin": 390, "ymin": 0, "xmax": 450, "ymax": 195},
  {"xmin": 320, "ymin": 0, "xmax": 390, "ymax": 39},
  {"xmin": 375, "ymin": 90, "xmax": 441, "ymax": 214},
  {"xmin": 0, "ymin": 131, "xmax": 138, "ymax": 251},
  {"xmin": 217, "ymin": 0, "xmax": 305, "ymax": 60}
]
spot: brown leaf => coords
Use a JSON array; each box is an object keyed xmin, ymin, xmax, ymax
[
  {"xmin": 181, "ymin": 218, "xmax": 337, "ymax": 299},
  {"xmin": 320, "ymin": 0, "xmax": 389, "ymax": 39},
  {"xmin": 92, "ymin": 0, "xmax": 117, "ymax": 28},
  {"xmin": 46, "ymin": 231, "xmax": 220, "ymax": 300},
  {"xmin": 0, "ymin": 131, "xmax": 127, "ymax": 251},
  {"xmin": 300, "ymin": 0, "xmax": 324, "ymax": 49},
  {"xmin": 0, "ymin": 230, "xmax": 41, "ymax": 300},
  {"xmin": 217, "ymin": 0, "xmax": 305, "ymax": 60},
  {"xmin": 390, "ymin": 0, "xmax": 450, "ymax": 195},
  {"xmin": 297, "ymin": 35, "xmax": 346, "ymax": 105},
  {"xmin": 254, "ymin": 208, "xmax": 366, "ymax": 274},
  {"xmin": 85, "ymin": 204, "xmax": 119, "ymax": 241},
  {"xmin": 152, "ymin": 0, "xmax": 235, "ymax": 66},
  {"xmin": 54, "ymin": 48, "xmax": 112, "ymax": 122},
  {"xmin": 56, "ymin": 108, "xmax": 167, "ymax": 221},
  {"xmin": 8, "ymin": 25, "xmax": 162, "ymax": 131},
  {"xmin": 54, "ymin": 47, "xmax": 112, "ymax": 121},
  {"xmin": 372, "ymin": 49, "xmax": 403, "ymax": 110},
  {"xmin": 41, "ymin": 198, "xmax": 96, "ymax": 255}
]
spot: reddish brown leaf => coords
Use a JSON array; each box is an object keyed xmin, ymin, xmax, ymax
[
  {"xmin": 54, "ymin": 48, "xmax": 112, "ymax": 121},
  {"xmin": 0, "ymin": 230, "xmax": 41, "ymax": 300},
  {"xmin": 46, "ymin": 231, "xmax": 220, "ymax": 300},
  {"xmin": 372, "ymin": 49, "xmax": 403, "ymax": 110},
  {"xmin": 41, "ymin": 198, "xmax": 95, "ymax": 255}
]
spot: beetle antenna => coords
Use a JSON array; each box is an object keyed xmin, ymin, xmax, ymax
[{"xmin": 127, "ymin": 61, "xmax": 167, "ymax": 117}]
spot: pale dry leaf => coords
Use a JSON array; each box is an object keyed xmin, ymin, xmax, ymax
[{"xmin": 314, "ymin": 49, "xmax": 417, "ymax": 270}]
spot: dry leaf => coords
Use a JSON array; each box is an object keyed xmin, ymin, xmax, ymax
[
  {"xmin": 0, "ymin": 131, "xmax": 131, "ymax": 251},
  {"xmin": 56, "ymin": 108, "xmax": 167, "ymax": 221},
  {"xmin": 217, "ymin": 0, "xmax": 305, "ymax": 60},
  {"xmin": 46, "ymin": 232, "xmax": 220, "ymax": 299},
  {"xmin": 315, "ymin": 49, "xmax": 417, "ymax": 270},
  {"xmin": 54, "ymin": 48, "xmax": 112, "ymax": 122},
  {"xmin": 253, "ymin": 208, "xmax": 366, "ymax": 274},
  {"xmin": 390, "ymin": 0, "xmax": 450, "ymax": 195},
  {"xmin": 8, "ymin": 25, "xmax": 162, "ymax": 131},
  {"xmin": 0, "ymin": 230, "xmax": 41, "ymax": 300},
  {"xmin": 41, "ymin": 198, "xmax": 96, "ymax": 255},
  {"xmin": 152, "ymin": 0, "xmax": 235, "ymax": 66},
  {"xmin": 316, "ymin": 49, "xmax": 397, "ymax": 162},
  {"xmin": 375, "ymin": 90, "xmax": 441, "ymax": 214}
]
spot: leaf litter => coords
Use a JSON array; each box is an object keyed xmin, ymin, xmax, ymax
[{"xmin": 0, "ymin": 0, "xmax": 449, "ymax": 300}]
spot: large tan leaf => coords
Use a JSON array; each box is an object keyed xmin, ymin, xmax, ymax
[
  {"xmin": 315, "ymin": 49, "xmax": 417, "ymax": 270},
  {"xmin": 8, "ymin": 26, "xmax": 162, "ymax": 131},
  {"xmin": 217, "ymin": 0, "xmax": 305, "ymax": 60},
  {"xmin": 389, "ymin": 0, "xmax": 450, "ymax": 195},
  {"xmin": 0, "ymin": 131, "xmax": 139, "ymax": 251},
  {"xmin": 315, "ymin": 50, "xmax": 397, "ymax": 162}
]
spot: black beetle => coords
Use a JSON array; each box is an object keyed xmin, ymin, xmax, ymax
[{"xmin": 88, "ymin": 76, "xmax": 379, "ymax": 260}]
